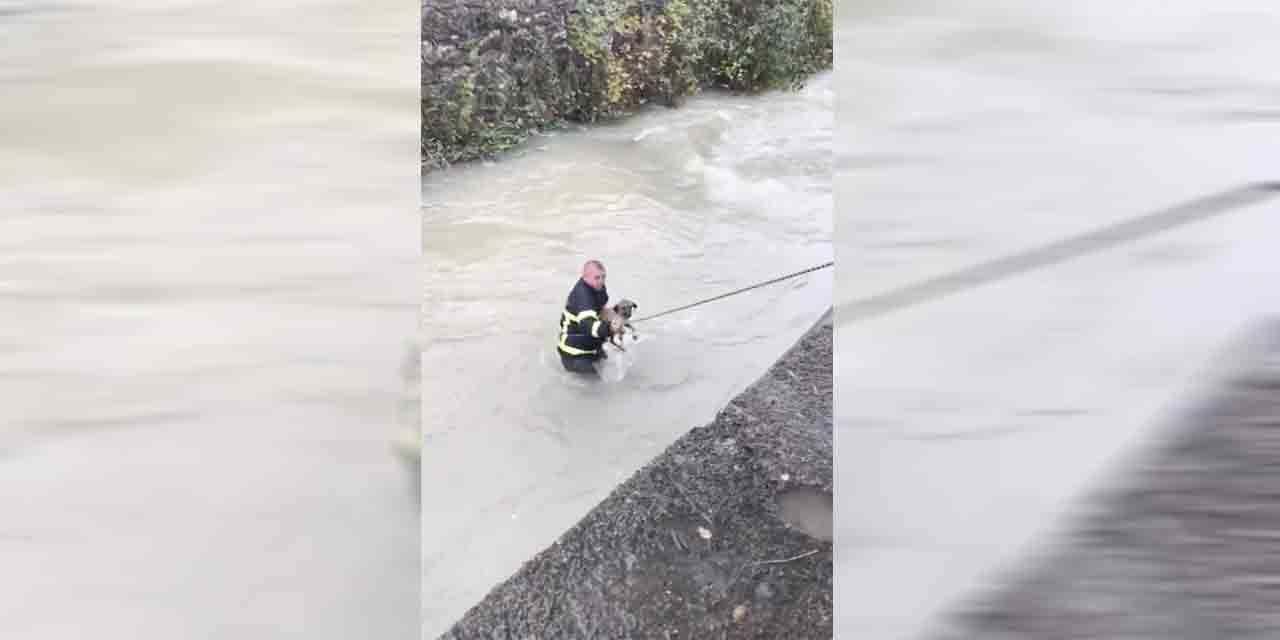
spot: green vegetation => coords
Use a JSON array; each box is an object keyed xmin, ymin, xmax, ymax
[{"xmin": 422, "ymin": 0, "xmax": 833, "ymax": 171}]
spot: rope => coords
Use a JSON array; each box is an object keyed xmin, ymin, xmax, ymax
[
  {"xmin": 835, "ymin": 181, "xmax": 1280, "ymax": 326},
  {"xmin": 631, "ymin": 261, "xmax": 833, "ymax": 324}
]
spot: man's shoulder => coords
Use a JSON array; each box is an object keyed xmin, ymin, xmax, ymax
[{"xmin": 566, "ymin": 279, "xmax": 591, "ymax": 309}]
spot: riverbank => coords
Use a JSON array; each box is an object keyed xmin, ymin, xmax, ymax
[
  {"xmin": 439, "ymin": 308, "xmax": 833, "ymax": 638},
  {"xmin": 927, "ymin": 319, "xmax": 1280, "ymax": 638},
  {"xmin": 421, "ymin": 0, "xmax": 832, "ymax": 171}
]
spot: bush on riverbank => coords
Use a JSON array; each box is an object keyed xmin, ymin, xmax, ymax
[
  {"xmin": 422, "ymin": 0, "xmax": 832, "ymax": 171},
  {"xmin": 695, "ymin": 0, "xmax": 832, "ymax": 92}
]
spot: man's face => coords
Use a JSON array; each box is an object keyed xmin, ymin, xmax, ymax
[{"xmin": 584, "ymin": 266, "xmax": 606, "ymax": 290}]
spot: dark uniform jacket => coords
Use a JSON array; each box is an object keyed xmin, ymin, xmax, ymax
[{"xmin": 558, "ymin": 278, "xmax": 612, "ymax": 358}]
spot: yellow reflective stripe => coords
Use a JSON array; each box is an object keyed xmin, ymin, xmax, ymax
[
  {"xmin": 559, "ymin": 307, "xmax": 601, "ymax": 355},
  {"xmin": 558, "ymin": 334, "xmax": 595, "ymax": 356},
  {"xmin": 563, "ymin": 309, "xmax": 600, "ymax": 329},
  {"xmin": 591, "ymin": 319, "xmax": 602, "ymax": 338}
]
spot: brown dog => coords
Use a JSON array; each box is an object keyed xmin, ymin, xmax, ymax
[{"xmin": 600, "ymin": 299, "xmax": 638, "ymax": 351}]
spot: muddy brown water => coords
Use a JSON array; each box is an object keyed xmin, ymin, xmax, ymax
[
  {"xmin": 1, "ymin": 2, "xmax": 420, "ymax": 637},
  {"xmin": 420, "ymin": 73, "xmax": 834, "ymax": 635},
  {"xmin": 777, "ymin": 487, "xmax": 834, "ymax": 543},
  {"xmin": 837, "ymin": 2, "xmax": 1280, "ymax": 638}
]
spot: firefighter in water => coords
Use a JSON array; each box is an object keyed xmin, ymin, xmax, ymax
[{"xmin": 557, "ymin": 259, "xmax": 614, "ymax": 377}]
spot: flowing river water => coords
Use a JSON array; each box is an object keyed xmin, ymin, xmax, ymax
[
  {"xmin": 420, "ymin": 73, "xmax": 835, "ymax": 634},
  {"xmin": 836, "ymin": 1, "xmax": 1280, "ymax": 637},
  {"xmin": 1, "ymin": 1, "xmax": 420, "ymax": 637}
]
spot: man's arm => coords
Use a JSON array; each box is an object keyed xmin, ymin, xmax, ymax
[{"xmin": 590, "ymin": 313, "xmax": 612, "ymax": 340}]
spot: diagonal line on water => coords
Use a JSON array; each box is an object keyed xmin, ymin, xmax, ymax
[{"xmin": 836, "ymin": 181, "xmax": 1280, "ymax": 326}]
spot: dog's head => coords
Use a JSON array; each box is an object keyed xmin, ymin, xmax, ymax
[{"xmin": 612, "ymin": 299, "xmax": 638, "ymax": 320}]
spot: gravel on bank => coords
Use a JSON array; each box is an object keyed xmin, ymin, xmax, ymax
[
  {"xmin": 440, "ymin": 309, "xmax": 833, "ymax": 639},
  {"xmin": 929, "ymin": 320, "xmax": 1280, "ymax": 639}
]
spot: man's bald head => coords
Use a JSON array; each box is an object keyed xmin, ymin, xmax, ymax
[{"xmin": 582, "ymin": 260, "xmax": 606, "ymax": 290}]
